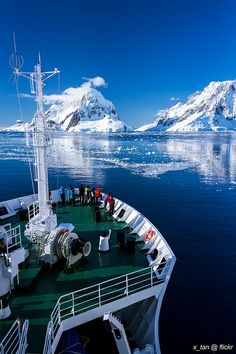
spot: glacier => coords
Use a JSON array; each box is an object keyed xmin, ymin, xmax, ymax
[{"xmin": 137, "ymin": 80, "xmax": 236, "ymax": 132}]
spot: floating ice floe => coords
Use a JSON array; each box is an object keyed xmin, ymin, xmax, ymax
[{"xmin": 90, "ymin": 157, "xmax": 195, "ymax": 178}]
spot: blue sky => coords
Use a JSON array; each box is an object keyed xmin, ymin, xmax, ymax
[{"xmin": 0, "ymin": 0, "xmax": 236, "ymax": 127}]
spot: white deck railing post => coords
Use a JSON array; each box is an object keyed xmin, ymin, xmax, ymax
[
  {"xmin": 126, "ymin": 275, "xmax": 129, "ymax": 296},
  {"xmin": 42, "ymin": 321, "xmax": 52, "ymax": 354},
  {"xmin": 17, "ymin": 318, "xmax": 21, "ymax": 344},
  {"xmin": 58, "ymin": 302, "xmax": 61, "ymax": 325},
  {"xmin": 50, "ymin": 319, "xmax": 54, "ymax": 341},
  {"xmin": 98, "ymin": 285, "xmax": 101, "ymax": 306},
  {"xmin": 72, "ymin": 293, "xmax": 75, "ymax": 316}
]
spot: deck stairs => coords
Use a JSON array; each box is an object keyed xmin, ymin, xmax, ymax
[
  {"xmin": 103, "ymin": 312, "xmax": 131, "ymax": 354},
  {"xmin": 122, "ymin": 297, "xmax": 157, "ymax": 348}
]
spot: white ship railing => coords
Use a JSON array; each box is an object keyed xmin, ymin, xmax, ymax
[
  {"xmin": 0, "ymin": 319, "xmax": 28, "ymax": 354},
  {"xmin": 42, "ymin": 321, "xmax": 53, "ymax": 354},
  {"xmin": 50, "ymin": 264, "xmax": 168, "ymax": 341},
  {"xmin": 28, "ymin": 201, "xmax": 39, "ymax": 221},
  {"xmin": 18, "ymin": 320, "xmax": 29, "ymax": 354},
  {"xmin": 1, "ymin": 224, "xmax": 22, "ymax": 256}
]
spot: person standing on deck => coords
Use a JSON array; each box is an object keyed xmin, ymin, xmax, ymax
[
  {"xmin": 59, "ymin": 186, "xmax": 65, "ymax": 206},
  {"xmin": 87, "ymin": 185, "xmax": 91, "ymax": 204},
  {"xmin": 69, "ymin": 186, "xmax": 75, "ymax": 207},
  {"xmin": 90, "ymin": 187, "xmax": 95, "ymax": 205},
  {"xmin": 84, "ymin": 185, "xmax": 89, "ymax": 204},
  {"xmin": 104, "ymin": 192, "xmax": 112, "ymax": 209},
  {"xmin": 95, "ymin": 186, "xmax": 101, "ymax": 203},
  {"xmin": 79, "ymin": 184, "xmax": 85, "ymax": 204},
  {"xmin": 108, "ymin": 196, "xmax": 115, "ymax": 215},
  {"xmin": 69, "ymin": 184, "xmax": 74, "ymax": 192}
]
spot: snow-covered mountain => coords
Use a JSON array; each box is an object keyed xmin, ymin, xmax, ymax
[
  {"xmin": 1, "ymin": 121, "xmax": 29, "ymax": 132},
  {"xmin": 1, "ymin": 85, "xmax": 129, "ymax": 133},
  {"xmin": 137, "ymin": 80, "xmax": 236, "ymax": 132},
  {"xmin": 44, "ymin": 86, "xmax": 129, "ymax": 133}
]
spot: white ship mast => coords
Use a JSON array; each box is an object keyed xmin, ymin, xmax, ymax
[
  {"xmin": 10, "ymin": 43, "xmax": 91, "ymax": 267},
  {"xmin": 31, "ymin": 55, "xmax": 59, "ymax": 218},
  {"xmin": 10, "ymin": 48, "xmax": 59, "ymax": 238}
]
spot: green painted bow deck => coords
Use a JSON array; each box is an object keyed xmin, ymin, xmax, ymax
[{"xmin": 0, "ymin": 203, "xmax": 149, "ymax": 353}]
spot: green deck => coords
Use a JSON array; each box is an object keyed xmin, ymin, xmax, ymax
[{"xmin": 0, "ymin": 203, "xmax": 148, "ymax": 353}]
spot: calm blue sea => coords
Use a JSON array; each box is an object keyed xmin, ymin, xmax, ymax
[{"xmin": 0, "ymin": 132, "xmax": 236, "ymax": 354}]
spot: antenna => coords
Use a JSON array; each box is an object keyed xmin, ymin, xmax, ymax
[
  {"xmin": 9, "ymin": 32, "xmax": 24, "ymax": 70},
  {"xmin": 30, "ymin": 74, "xmax": 36, "ymax": 93},
  {"xmin": 38, "ymin": 52, "xmax": 41, "ymax": 65},
  {"xmin": 13, "ymin": 31, "xmax": 17, "ymax": 52}
]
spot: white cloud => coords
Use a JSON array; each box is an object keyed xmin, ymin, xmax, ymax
[
  {"xmin": 19, "ymin": 76, "xmax": 107, "ymax": 106},
  {"xmin": 19, "ymin": 93, "xmax": 34, "ymax": 99},
  {"xmin": 83, "ymin": 76, "xmax": 107, "ymax": 87},
  {"xmin": 170, "ymin": 96, "xmax": 180, "ymax": 101},
  {"xmin": 43, "ymin": 85, "xmax": 91, "ymax": 105}
]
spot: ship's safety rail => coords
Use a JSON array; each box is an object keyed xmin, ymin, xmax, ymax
[
  {"xmin": 49, "ymin": 264, "xmax": 167, "ymax": 345},
  {"xmin": 18, "ymin": 319, "xmax": 28, "ymax": 354},
  {"xmin": 1, "ymin": 224, "xmax": 22, "ymax": 257},
  {"xmin": 27, "ymin": 201, "xmax": 39, "ymax": 222},
  {"xmin": 25, "ymin": 201, "xmax": 40, "ymax": 234},
  {"xmin": 0, "ymin": 319, "xmax": 29, "ymax": 354},
  {"xmin": 43, "ymin": 321, "xmax": 53, "ymax": 354},
  {"xmin": 110, "ymin": 197, "xmax": 175, "ymax": 279}
]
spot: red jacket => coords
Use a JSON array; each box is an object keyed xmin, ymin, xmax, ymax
[
  {"xmin": 95, "ymin": 187, "xmax": 101, "ymax": 197},
  {"xmin": 109, "ymin": 198, "xmax": 115, "ymax": 208}
]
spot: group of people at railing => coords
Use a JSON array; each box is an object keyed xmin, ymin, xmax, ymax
[{"xmin": 57, "ymin": 185, "xmax": 115, "ymax": 214}]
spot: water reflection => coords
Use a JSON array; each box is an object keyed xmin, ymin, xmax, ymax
[
  {"xmin": 48, "ymin": 133, "xmax": 116, "ymax": 184},
  {"xmin": 0, "ymin": 132, "xmax": 236, "ymax": 186},
  {"xmin": 48, "ymin": 133, "xmax": 236, "ymax": 185},
  {"xmin": 155, "ymin": 134, "xmax": 236, "ymax": 184}
]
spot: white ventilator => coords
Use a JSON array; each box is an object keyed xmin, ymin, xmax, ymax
[{"xmin": 98, "ymin": 230, "xmax": 111, "ymax": 252}]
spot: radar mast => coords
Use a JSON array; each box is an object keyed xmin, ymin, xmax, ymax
[{"xmin": 10, "ymin": 40, "xmax": 60, "ymax": 238}]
